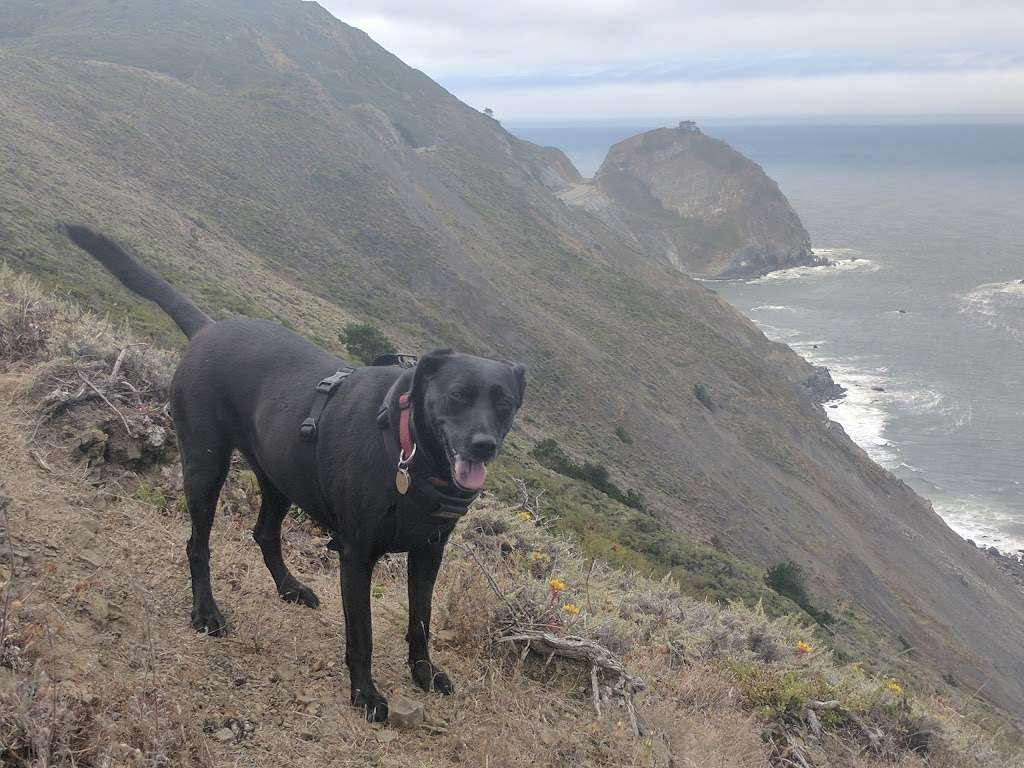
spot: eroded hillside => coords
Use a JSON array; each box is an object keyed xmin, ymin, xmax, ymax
[
  {"xmin": 1, "ymin": 0, "xmax": 1024, "ymax": 725},
  {"xmin": 0, "ymin": 271, "xmax": 1016, "ymax": 767}
]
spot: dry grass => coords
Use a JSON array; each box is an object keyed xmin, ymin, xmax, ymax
[{"xmin": 1, "ymin": 268, "xmax": 1021, "ymax": 767}]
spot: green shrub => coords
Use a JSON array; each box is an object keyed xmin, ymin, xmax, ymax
[
  {"xmin": 530, "ymin": 439, "xmax": 645, "ymax": 510},
  {"xmin": 340, "ymin": 321, "xmax": 396, "ymax": 364},
  {"xmin": 693, "ymin": 382, "xmax": 714, "ymax": 411},
  {"xmin": 614, "ymin": 425, "xmax": 633, "ymax": 444},
  {"xmin": 765, "ymin": 560, "xmax": 835, "ymax": 626}
]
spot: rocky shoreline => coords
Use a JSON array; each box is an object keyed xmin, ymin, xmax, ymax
[{"xmin": 804, "ymin": 365, "xmax": 848, "ymax": 404}]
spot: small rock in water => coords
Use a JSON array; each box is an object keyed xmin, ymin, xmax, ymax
[
  {"xmin": 871, "ymin": 386, "xmax": 886, "ymax": 392},
  {"xmin": 387, "ymin": 695, "xmax": 424, "ymax": 728}
]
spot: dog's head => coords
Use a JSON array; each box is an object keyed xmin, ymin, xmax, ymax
[{"xmin": 413, "ymin": 349, "xmax": 526, "ymax": 492}]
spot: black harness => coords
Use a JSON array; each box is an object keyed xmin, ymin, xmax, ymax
[
  {"xmin": 298, "ymin": 354, "xmax": 480, "ymax": 525},
  {"xmin": 298, "ymin": 367, "xmax": 356, "ymax": 443}
]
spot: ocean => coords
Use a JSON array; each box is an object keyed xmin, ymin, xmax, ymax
[{"xmin": 508, "ymin": 121, "xmax": 1024, "ymax": 553}]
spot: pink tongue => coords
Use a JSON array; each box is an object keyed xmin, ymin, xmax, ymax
[{"xmin": 454, "ymin": 457, "xmax": 487, "ymax": 491}]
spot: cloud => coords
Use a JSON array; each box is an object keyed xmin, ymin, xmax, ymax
[{"xmin": 319, "ymin": 1, "xmax": 1024, "ymax": 119}]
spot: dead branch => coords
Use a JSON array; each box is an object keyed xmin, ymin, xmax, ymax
[
  {"xmin": 29, "ymin": 450, "xmax": 54, "ymax": 474},
  {"xmin": 809, "ymin": 700, "xmax": 884, "ymax": 753},
  {"xmin": 79, "ymin": 372, "xmax": 134, "ymax": 437}
]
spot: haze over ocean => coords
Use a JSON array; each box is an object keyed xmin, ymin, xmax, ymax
[{"xmin": 512, "ymin": 121, "xmax": 1024, "ymax": 553}]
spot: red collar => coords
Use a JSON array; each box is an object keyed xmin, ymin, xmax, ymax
[{"xmin": 398, "ymin": 391, "xmax": 416, "ymax": 463}]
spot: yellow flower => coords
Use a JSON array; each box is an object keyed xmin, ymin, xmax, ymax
[
  {"xmin": 795, "ymin": 641, "xmax": 813, "ymax": 655},
  {"xmin": 517, "ymin": 511, "xmax": 532, "ymax": 522},
  {"xmin": 548, "ymin": 578, "xmax": 567, "ymax": 592},
  {"xmin": 561, "ymin": 603, "xmax": 580, "ymax": 615},
  {"xmin": 886, "ymin": 680, "xmax": 903, "ymax": 696},
  {"xmin": 530, "ymin": 551, "xmax": 546, "ymax": 562}
]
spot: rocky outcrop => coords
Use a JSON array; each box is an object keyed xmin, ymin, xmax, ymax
[{"xmin": 560, "ymin": 123, "xmax": 824, "ymax": 279}]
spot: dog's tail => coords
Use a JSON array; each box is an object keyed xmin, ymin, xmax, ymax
[{"xmin": 64, "ymin": 225, "xmax": 212, "ymax": 339}]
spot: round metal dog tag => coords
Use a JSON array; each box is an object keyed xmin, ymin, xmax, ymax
[{"xmin": 395, "ymin": 469, "xmax": 410, "ymax": 495}]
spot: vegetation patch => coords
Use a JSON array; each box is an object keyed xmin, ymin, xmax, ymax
[
  {"xmin": 765, "ymin": 560, "xmax": 836, "ymax": 626},
  {"xmin": 339, "ymin": 321, "xmax": 397, "ymax": 365},
  {"xmin": 530, "ymin": 438, "xmax": 645, "ymax": 510}
]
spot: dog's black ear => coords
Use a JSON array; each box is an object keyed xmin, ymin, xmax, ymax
[
  {"xmin": 413, "ymin": 348, "xmax": 454, "ymax": 393},
  {"xmin": 511, "ymin": 363, "xmax": 527, "ymax": 405}
]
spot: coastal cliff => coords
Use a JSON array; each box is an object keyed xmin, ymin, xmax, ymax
[{"xmin": 559, "ymin": 123, "xmax": 824, "ymax": 278}]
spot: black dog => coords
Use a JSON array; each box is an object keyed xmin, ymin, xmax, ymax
[{"xmin": 66, "ymin": 226, "xmax": 525, "ymax": 721}]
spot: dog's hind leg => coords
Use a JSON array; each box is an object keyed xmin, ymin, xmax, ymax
[
  {"xmin": 249, "ymin": 467, "xmax": 319, "ymax": 609},
  {"xmin": 180, "ymin": 433, "xmax": 232, "ymax": 637}
]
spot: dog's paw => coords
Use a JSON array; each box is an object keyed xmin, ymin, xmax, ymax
[
  {"xmin": 352, "ymin": 688, "xmax": 388, "ymax": 722},
  {"xmin": 191, "ymin": 604, "xmax": 229, "ymax": 637},
  {"xmin": 279, "ymin": 580, "xmax": 320, "ymax": 609},
  {"xmin": 411, "ymin": 659, "xmax": 454, "ymax": 695}
]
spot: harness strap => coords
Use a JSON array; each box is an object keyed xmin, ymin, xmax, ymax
[{"xmin": 299, "ymin": 366, "xmax": 356, "ymax": 443}]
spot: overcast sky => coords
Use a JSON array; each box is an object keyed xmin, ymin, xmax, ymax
[{"xmin": 319, "ymin": 1, "xmax": 1024, "ymax": 122}]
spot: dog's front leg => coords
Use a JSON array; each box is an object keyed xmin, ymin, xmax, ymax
[
  {"xmin": 339, "ymin": 552, "xmax": 388, "ymax": 722},
  {"xmin": 407, "ymin": 543, "xmax": 454, "ymax": 694}
]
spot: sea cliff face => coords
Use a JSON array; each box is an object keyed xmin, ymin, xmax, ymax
[{"xmin": 558, "ymin": 124, "xmax": 823, "ymax": 279}]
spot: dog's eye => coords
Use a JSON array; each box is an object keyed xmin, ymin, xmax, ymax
[
  {"xmin": 449, "ymin": 389, "xmax": 470, "ymax": 405},
  {"xmin": 495, "ymin": 396, "xmax": 515, "ymax": 415}
]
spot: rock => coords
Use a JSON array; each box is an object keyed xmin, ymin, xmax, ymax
[
  {"xmin": 77, "ymin": 428, "xmax": 108, "ymax": 462},
  {"xmin": 213, "ymin": 727, "xmax": 235, "ymax": 743},
  {"xmin": 804, "ymin": 366, "xmax": 847, "ymax": 403},
  {"xmin": 871, "ymin": 386, "xmax": 886, "ymax": 392},
  {"xmin": 387, "ymin": 695, "xmax": 424, "ymax": 728},
  {"xmin": 558, "ymin": 124, "xmax": 817, "ymax": 278},
  {"xmin": 87, "ymin": 595, "xmax": 122, "ymax": 622}
]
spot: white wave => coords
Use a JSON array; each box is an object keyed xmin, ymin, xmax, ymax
[
  {"xmin": 958, "ymin": 279, "xmax": 1024, "ymax": 340},
  {"xmin": 739, "ymin": 293, "xmax": 1020, "ymax": 554},
  {"xmin": 817, "ymin": 361, "xmax": 899, "ymax": 465},
  {"xmin": 931, "ymin": 495, "xmax": 1024, "ymax": 554},
  {"xmin": 747, "ymin": 251, "xmax": 881, "ymax": 284},
  {"xmin": 749, "ymin": 304, "xmax": 796, "ymax": 312}
]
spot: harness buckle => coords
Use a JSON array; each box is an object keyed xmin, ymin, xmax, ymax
[{"xmin": 299, "ymin": 418, "xmax": 317, "ymax": 442}]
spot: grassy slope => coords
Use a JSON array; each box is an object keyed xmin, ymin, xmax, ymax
[
  {"xmin": 1, "ymin": 272, "xmax": 1019, "ymax": 767},
  {"xmin": 2, "ymin": 0, "xmax": 1024, "ymax": 725}
]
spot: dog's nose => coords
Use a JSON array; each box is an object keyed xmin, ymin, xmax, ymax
[{"xmin": 469, "ymin": 434, "xmax": 497, "ymax": 462}]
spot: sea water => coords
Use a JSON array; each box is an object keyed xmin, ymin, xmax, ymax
[{"xmin": 509, "ymin": 121, "xmax": 1024, "ymax": 553}]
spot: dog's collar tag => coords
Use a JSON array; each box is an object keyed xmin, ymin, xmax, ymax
[{"xmin": 396, "ymin": 445, "xmax": 415, "ymax": 495}]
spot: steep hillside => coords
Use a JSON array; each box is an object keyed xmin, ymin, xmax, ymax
[
  {"xmin": 2, "ymin": 0, "xmax": 1024, "ymax": 726},
  {"xmin": 560, "ymin": 124, "xmax": 821, "ymax": 278},
  {"xmin": 0, "ymin": 274, "xmax": 1017, "ymax": 767}
]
